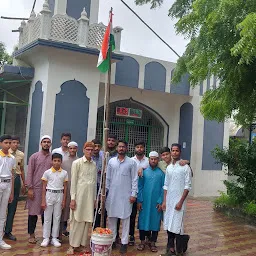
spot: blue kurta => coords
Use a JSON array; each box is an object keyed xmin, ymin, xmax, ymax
[{"xmin": 137, "ymin": 166, "xmax": 165, "ymax": 231}]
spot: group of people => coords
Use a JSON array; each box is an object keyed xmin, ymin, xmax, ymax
[{"xmin": 0, "ymin": 132, "xmax": 192, "ymax": 256}]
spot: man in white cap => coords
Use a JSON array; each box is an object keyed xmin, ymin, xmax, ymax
[
  {"xmin": 25, "ymin": 135, "xmax": 52, "ymax": 244},
  {"xmin": 59, "ymin": 141, "xmax": 79, "ymax": 238},
  {"xmin": 137, "ymin": 151, "xmax": 165, "ymax": 253}
]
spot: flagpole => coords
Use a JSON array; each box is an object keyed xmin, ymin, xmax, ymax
[{"xmin": 100, "ymin": 7, "xmax": 113, "ymax": 228}]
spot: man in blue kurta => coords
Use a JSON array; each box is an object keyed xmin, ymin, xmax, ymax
[{"xmin": 137, "ymin": 151, "xmax": 165, "ymax": 253}]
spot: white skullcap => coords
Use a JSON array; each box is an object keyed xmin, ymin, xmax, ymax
[
  {"xmin": 149, "ymin": 151, "xmax": 159, "ymax": 158},
  {"xmin": 68, "ymin": 141, "xmax": 78, "ymax": 147},
  {"xmin": 40, "ymin": 135, "xmax": 52, "ymax": 142}
]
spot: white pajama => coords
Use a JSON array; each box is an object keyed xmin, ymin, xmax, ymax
[
  {"xmin": 43, "ymin": 191, "xmax": 63, "ymax": 239},
  {"xmin": 0, "ymin": 182, "xmax": 11, "ymax": 241},
  {"xmin": 108, "ymin": 217, "xmax": 130, "ymax": 245}
]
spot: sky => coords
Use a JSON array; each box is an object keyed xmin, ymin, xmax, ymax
[{"xmin": 0, "ymin": 0, "xmax": 188, "ymax": 62}]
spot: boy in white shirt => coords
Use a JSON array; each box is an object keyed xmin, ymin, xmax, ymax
[
  {"xmin": 0, "ymin": 135, "xmax": 15, "ymax": 250},
  {"xmin": 41, "ymin": 153, "xmax": 68, "ymax": 247}
]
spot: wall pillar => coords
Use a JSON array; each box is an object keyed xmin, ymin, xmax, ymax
[{"xmin": 54, "ymin": 0, "xmax": 67, "ymax": 15}]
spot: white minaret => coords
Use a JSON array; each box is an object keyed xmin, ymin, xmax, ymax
[{"xmin": 49, "ymin": 0, "xmax": 99, "ymax": 24}]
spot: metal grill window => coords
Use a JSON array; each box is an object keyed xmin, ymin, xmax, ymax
[{"xmin": 96, "ymin": 100, "xmax": 164, "ymax": 156}]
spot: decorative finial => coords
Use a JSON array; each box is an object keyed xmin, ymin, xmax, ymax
[
  {"xmin": 78, "ymin": 7, "xmax": 89, "ymax": 21},
  {"xmin": 41, "ymin": 0, "xmax": 51, "ymax": 14},
  {"xmin": 29, "ymin": 10, "xmax": 36, "ymax": 20}
]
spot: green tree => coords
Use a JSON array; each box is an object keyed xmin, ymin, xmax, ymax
[
  {"xmin": 0, "ymin": 42, "xmax": 12, "ymax": 68},
  {"xmin": 135, "ymin": 0, "xmax": 256, "ymax": 126}
]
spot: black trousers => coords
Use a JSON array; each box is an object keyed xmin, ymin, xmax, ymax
[
  {"xmin": 5, "ymin": 175, "xmax": 21, "ymax": 234},
  {"xmin": 167, "ymin": 231, "xmax": 183, "ymax": 249},
  {"xmin": 94, "ymin": 208, "xmax": 107, "ymax": 229},
  {"xmin": 129, "ymin": 202, "xmax": 137, "ymax": 237},
  {"xmin": 140, "ymin": 230, "xmax": 158, "ymax": 242},
  {"xmin": 28, "ymin": 214, "xmax": 44, "ymax": 235}
]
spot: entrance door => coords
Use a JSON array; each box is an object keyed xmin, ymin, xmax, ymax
[{"xmin": 96, "ymin": 100, "xmax": 164, "ymax": 156}]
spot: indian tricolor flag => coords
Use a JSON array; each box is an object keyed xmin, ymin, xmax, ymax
[{"xmin": 97, "ymin": 11, "xmax": 115, "ymax": 73}]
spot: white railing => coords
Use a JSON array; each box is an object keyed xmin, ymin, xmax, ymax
[{"xmin": 18, "ymin": 0, "xmax": 123, "ymax": 50}]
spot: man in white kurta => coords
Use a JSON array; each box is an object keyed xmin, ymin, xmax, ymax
[
  {"xmin": 106, "ymin": 140, "xmax": 138, "ymax": 255},
  {"xmin": 162, "ymin": 143, "xmax": 192, "ymax": 255},
  {"xmin": 67, "ymin": 142, "xmax": 97, "ymax": 255}
]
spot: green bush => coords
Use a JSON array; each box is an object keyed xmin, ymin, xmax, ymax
[
  {"xmin": 213, "ymin": 138, "xmax": 256, "ymax": 204},
  {"xmin": 214, "ymin": 192, "xmax": 238, "ymax": 208},
  {"xmin": 244, "ymin": 202, "xmax": 256, "ymax": 217}
]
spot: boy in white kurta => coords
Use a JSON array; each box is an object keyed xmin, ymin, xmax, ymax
[
  {"xmin": 162, "ymin": 143, "xmax": 192, "ymax": 256},
  {"xmin": 41, "ymin": 153, "xmax": 68, "ymax": 247}
]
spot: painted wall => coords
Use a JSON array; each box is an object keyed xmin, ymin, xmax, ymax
[
  {"xmin": 144, "ymin": 62, "xmax": 166, "ymax": 92},
  {"xmin": 52, "ymin": 80, "xmax": 90, "ymax": 156},
  {"xmin": 115, "ymin": 56, "xmax": 139, "ymax": 88},
  {"xmin": 179, "ymin": 103, "xmax": 193, "ymax": 161},
  {"xmin": 27, "ymin": 81, "xmax": 43, "ymax": 160},
  {"xmin": 202, "ymin": 120, "xmax": 224, "ymax": 170}
]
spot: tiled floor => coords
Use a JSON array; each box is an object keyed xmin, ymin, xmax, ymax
[{"xmin": 1, "ymin": 199, "xmax": 256, "ymax": 255}]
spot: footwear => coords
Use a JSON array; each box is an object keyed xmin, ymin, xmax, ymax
[
  {"xmin": 149, "ymin": 242, "xmax": 158, "ymax": 252},
  {"xmin": 128, "ymin": 235, "xmax": 135, "ymax": 246},
  {"xmin": 40, "ymin": 238, "xmax": 49, "ymax": 247},
  {"xmin": 120, "ymin": 244, "xmax": 127, "ymax": 254},
  {"xmin": 62, "ymin": 231, "xmax": 69, "ymax": 237},
  {"xmin": 112, "ymin": 242, "xmax": 117, "ymax": 249},
  {"xmin": 51, "ymin": 238, "xmax": 61, "ymax": 247},
  {"xmin": 0, "ymin": 241, "xmax": 11, "ymax": 250},
  {"xmin": 137, "ymin": 242, "xmax": 145, "ymax": 251},
  {"xmin": 4, "ymin": 232, "xmax": 17, "ymax": 241},
  {"xmin": 115, "ymin": 236, "xmax": 121, "ymax": 244}
]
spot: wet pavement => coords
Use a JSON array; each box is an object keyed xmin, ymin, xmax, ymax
[{"xmin": 0, "ymin": 199, "xmax": 256, "ymax": 255}]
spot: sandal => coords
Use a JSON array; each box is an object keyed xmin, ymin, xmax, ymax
[
  {"xmin": 28, "ymin": 237, "xmax": 37, "ymax": 244},
  {"xmin": 149, "ymin": 242, "xmax": 158, "ymax": 252},
  {"xmin": 137, "ymin": 243, "xmax": 146, "ymax": 251},
  {"xmin": 66, "ymin": 247, "xmax": 75, "ymax": 255}
]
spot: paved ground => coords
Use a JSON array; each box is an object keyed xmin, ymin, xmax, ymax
[{"xmin": 0, "ymin": 199, "xmax": 256, "ymax": 255}]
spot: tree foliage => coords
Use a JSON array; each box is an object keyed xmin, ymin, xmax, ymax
[
  {"xmin": 213, "ymin": 138, "xmax": 256, "ymax": 204},
  {"xmin": 135, "ymin": 0, "xmax": 256, "ymax": 125},
  {"xmin": 0, "ymin": 42, "xmax": 12, "ymax": 68}
]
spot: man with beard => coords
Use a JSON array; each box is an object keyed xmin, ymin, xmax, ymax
[
  {"xmin": 59, "ymin": 141, "xmax": 79, "ymax": 238},
  {"xmin": 52, "ymin": 133, "xmax": 71, "ymax": 157},
  {"xmin": 106, "ymin": 140, "xmax": 138, "ymax": 255},
  {"xmin": 162, "ymin": 144, "xmax": 192, "ymax": 256},
  {"xmin": 137, "ymin": 151, "xmax": 165, "ymax": 253},
  {"xmin": 107, "ymin": 134, "xmax": 117, "ymax": 159},
  {"xmin": 129, "ymin": 141, "xmax": 149, "ymax": 246},
  {"xmin": 26, "ymin": 135, "xmax": 52, "ymax": 244},
  {"xmin": 67, "ymin": 142, "xmax": 97, "ymax": 255}
]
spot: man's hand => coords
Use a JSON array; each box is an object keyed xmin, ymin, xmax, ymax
[
  {"xmin": 162, "ymin": 201, "xmax": 166, "ymax": 211},
  {"xmin": 27, "ymin": 188, "xmax": 34, "ymax": 200},
  {"xmin": 130, "ymin": 196, "xmax": 136, "ymax": 204},
  {"xmin": 70, "ymin": 200, "xmax": 76, "ymax": 210},
  {"xmin": 156, "ymin": 204, "xmax": 162, "ymax": 212},
  {"xmin": 175, "ymin": 201, "xmax": 183, "ymax": 211},
  {"xmin": 137, "ymin": 202, "xmax": 142, "ymax": 211},
  {"xmin": 61, "ymin": 200, "xmax": 66, "ymax": 210},
  {"xmin": 9, "ymin": 193, "xmax": 14, "ymax": 203},
  {"xmin": 138, "ymin": 168, "xmax": 143, "ymax": 177},
  {"xmin": 179, "ymin": 160, "xmax": 189, "ymax": 166},
  {"xmin": 41, "ymin": 201, "xmax": 47, "ymax": 210}
]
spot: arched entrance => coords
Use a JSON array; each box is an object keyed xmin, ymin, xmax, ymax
[{"xmin": 96, "ymin": 99, "xmax": 166, "ymax": 156}]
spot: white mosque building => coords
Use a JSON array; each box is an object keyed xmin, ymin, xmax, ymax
[{"xmin": 0, "ymin": 0, "xmax": 229, "ymax": 197}]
